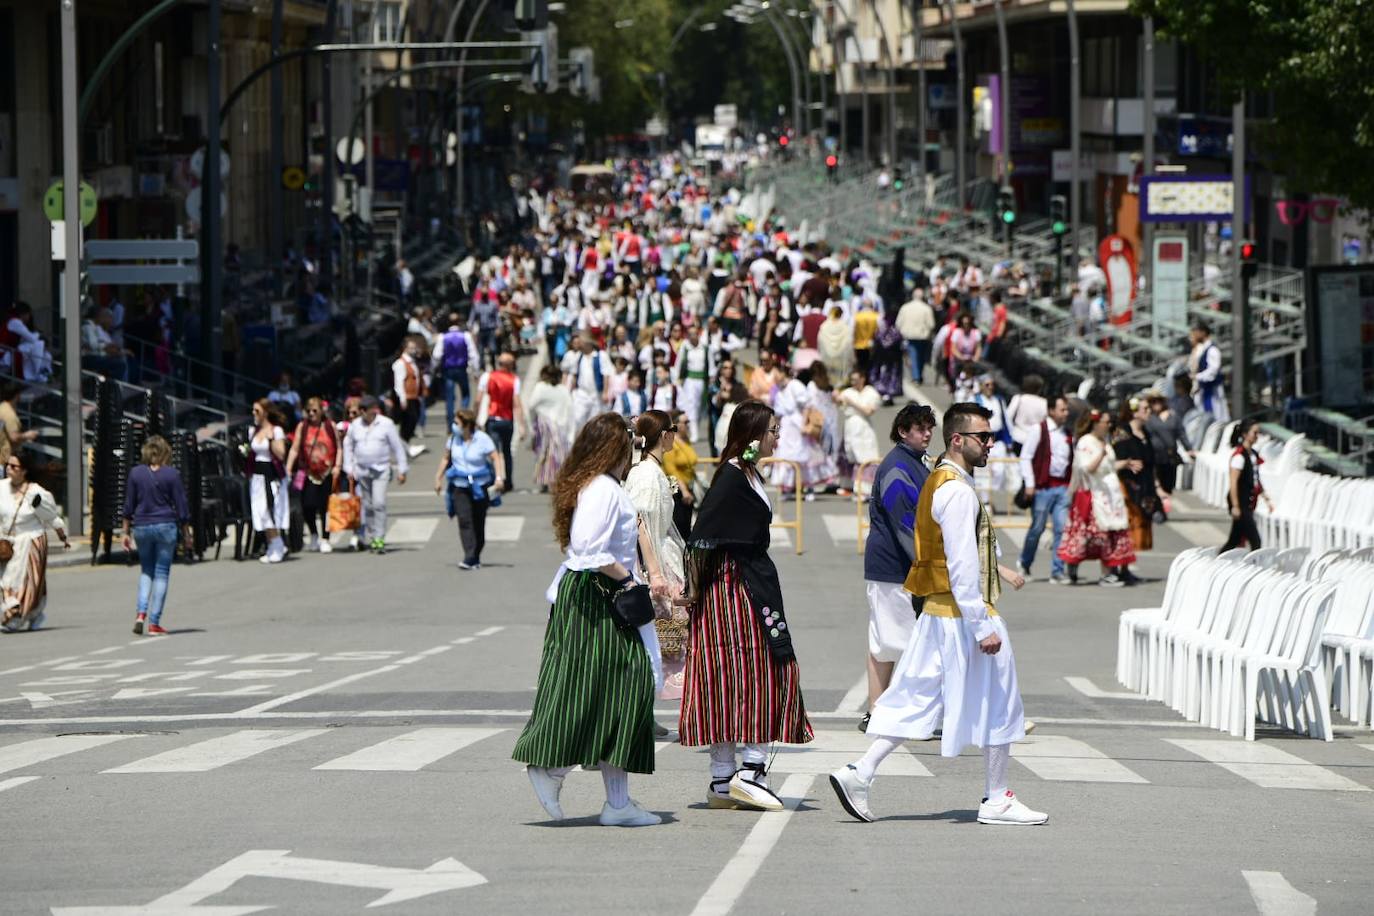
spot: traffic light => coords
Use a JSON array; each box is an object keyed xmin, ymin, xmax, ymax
[
  {"xmin": 997, "ymin": 185, "xmax": 1017, "ymax": 226},
  {"xmin": 893, "ymin": 167, "xmax": 905, "ymax": 191},
  {"xmin": 1049, "ymin": 194, "xmax": 1068, "ymax": 236},
  {"xmin": 825, "ymin": 154, "xmax": 838, "ymax": 179},
  {"xmin": 778, "ymin": 135, "xmax": 789, "ymax": 148},
  {"xmin": 1239, "ymin": 239, "xmax": 1258, "ymax": 279}
]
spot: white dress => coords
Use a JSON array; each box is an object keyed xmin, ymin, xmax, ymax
[
  {"xmin": 0, "ymin": 481, "xmax": 63, "ymax": 630},
  {"xmin": 838, "ymin": 384, "xmax": 882, "ymax": 466},
  {"xmin": 624, "ymin": 459, "xmax": 686, "ymax": 597},
  {"xmin": 548, "ymin": 474, "xmax": 663, "ymax": 690},
  {"xmin": 249, "ymin": 426, "xmax": 291, "ymax": 532}
]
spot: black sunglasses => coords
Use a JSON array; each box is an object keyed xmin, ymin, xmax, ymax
[{"xmin": 958, "ymin": 430, "xmax": 996, "ymax": 445}]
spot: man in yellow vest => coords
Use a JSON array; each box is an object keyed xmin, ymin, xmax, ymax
[{"xmin": 830, "ymin": 402, "xmax": 1047, "ymax": 826}]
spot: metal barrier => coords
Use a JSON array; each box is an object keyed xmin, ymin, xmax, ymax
[
  {"xmin": 854, "ymin": 459, "xmax": 880, "ymax": 555},
  {"xmin": 695, "ymin": 456, "xmax": 805, "ymax": 555}
]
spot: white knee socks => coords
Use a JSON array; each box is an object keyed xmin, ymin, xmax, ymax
[
  {"xmin": 601, "ymin": 763, "xmax": 629, "ymax": 808},
  {"xmin": 855, "ymin": 735, "xmax": 903, "ymax": 782},
  {"xmin": 984, "ymin": 744, "xmax": 1010, "ymax": 800},
  {"xmin": 709, "ymin": 743, "xmax": 737, "ymax": 779}
]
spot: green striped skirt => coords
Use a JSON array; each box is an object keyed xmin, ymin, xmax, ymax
[{"xmin": 511, "ymin": 570, "xmax": 656, "ymax": 774}]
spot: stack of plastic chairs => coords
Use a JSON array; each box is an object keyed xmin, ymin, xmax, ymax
[
  {"xmin": 1318, "ymin": 560, "xmax": 1374, "ymax": 726},
  {"xmin": 1117, "ymin": 545, "xmax": 1345, "ymax": 740}
]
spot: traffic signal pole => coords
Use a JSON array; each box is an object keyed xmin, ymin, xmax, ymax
[
  {"xmin": 60, "ymin": 0, "xmax": 83, "ymax": 536},
  {"xmin": 1230, "ymin": 93, "xmax": 1247, "ymax": 420}
]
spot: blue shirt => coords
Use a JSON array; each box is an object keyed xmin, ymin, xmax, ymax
[
  {"xmin": 864, "ymin": 443, "xmax": 930, "ymax": 584},
  {"xmin": 447, "ymin": 429, "xmax": 497, "ymax": 478},
  {"xmin": 123, "ymin": 464, "xmax": 191, "ymax": 527}
]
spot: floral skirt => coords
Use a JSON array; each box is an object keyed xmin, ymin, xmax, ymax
[
  {"xmin": 531, "ymin": 414, "xmax": 568, "ymax": 488},
  {"xmin": 1057, "ymin": 491, "xmax": 1137, "ymax": 566}
]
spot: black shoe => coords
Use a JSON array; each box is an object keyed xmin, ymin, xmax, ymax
[
  {"xmin": 652, "ymin": 721, "xmax": 670, "ymax": 738},
  {"xmin": 857, "ymin": 712, "xmax": 871, "ymax": 734},
  {"xmin": 132, "ymin": 615, "xmax": 145, "ymax": 635}
]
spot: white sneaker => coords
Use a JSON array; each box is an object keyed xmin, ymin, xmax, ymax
[
  {"xmin": 407, "ymin": 443, "xmax": 427, "ymax": 459},
  {"xmin": 728, "ymin": 766, "xmax": 784, "ymax": 812},
  {"xmin": 829, "ymin": 764, "xmax": 875, "ymax": 823},
  {"xmin": 526, "ymin": 766, "xmax": 565, "ymax": 821},
  {"xmin": 707, "ymin": 777, "xmax": 741, "ymax": 809},
  {"xmin": 599, "ymin": 799, "xmax": 661, "ymax": 827},
  {"xmin": 259, "ymin": 552, "xmax": 273, "ymax": 564},
  {"xmin": 319, "ymin": 539, "xmax": 333, "ymax": 554},
  {"xmin": 977, "ymin": 790, "xmax": 1048, "ymax": 826}
]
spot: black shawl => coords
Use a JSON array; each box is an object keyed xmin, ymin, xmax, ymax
[{"xmin": 688, "ymin": 461, "xmax": 794, "ymax": 662}]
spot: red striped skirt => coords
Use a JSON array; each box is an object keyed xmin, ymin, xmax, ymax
[{"xmin": 678, "ymin": 554, "xmax": 813, "ymax": 746}]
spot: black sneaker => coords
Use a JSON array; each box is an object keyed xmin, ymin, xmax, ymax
[
  {"xmin": 132, "ymin": 614, "xmax": 146, "ymax": 635},
  {"xmin": 857, "ymin": 712, "xmax": 871, "ymax": 733}
]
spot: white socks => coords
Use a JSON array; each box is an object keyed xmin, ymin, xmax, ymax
[
  {"xmin": 855, "ymin": 735, "xmax": 903, "ymax": 783},
  {"xmin": 709, "ymin": 743, "xmax": 737, "ymax": 779},
  {"xmin": 601, "ymin": 763, "xmax": 629, "ymax": 808},
  {"xmin": 984, "ymin": 744, "xmax": 1010, "ymax": 800}
]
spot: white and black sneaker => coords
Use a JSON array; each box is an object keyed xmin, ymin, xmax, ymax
[
  {"xmin": 728, "ymin": 762, "xmax": 784, "ymax": 811},
  {"xmin": 707, "ymin": 777, "xmax": 741, "ymax": 809},
  {"xmin": 977, "ymin": 790, "xmax": 1048, "ymax": 826},
  {"xmin": 1098, "ymin": 574, "xmax": 1126, "ymax": 588},
  {"xmin": 526, "ymin": 766, "xmax": 566, "ymax": 821},
  {"xmin": 829, "ymin": 764, "xmax": 876, "ymax": 823}
]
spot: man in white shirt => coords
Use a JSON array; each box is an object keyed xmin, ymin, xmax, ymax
[
  {"xmin": 674, "ymin": 325, "xmax": 713, "ymax": 443},
  {"xmin": 564, "ymin": 337, "xmax": 614, "ymax": 430},
  {"xmin": 1016, "ymin": 395, "xmax": 1073, "ymax": 584},
  {"xmin": 81, "ymin": 307, "xmax": 129, "ymax": 381},
  {"xmin": 1188, "ymin": 324, "xmax": 1229, "ymax": 423},
  {"xmin": 894, "ymin": 291, "xmax": 936, "ymax": 384},
  {"xmin": 343, "ymin": 395, "xmax": 409, "ymax": 554},
  {"xmin": 832, "ymin": 403, "xmax": 1042, "ymax": 826}
]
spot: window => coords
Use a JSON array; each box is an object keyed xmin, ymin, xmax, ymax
[{"xmin": 372, "ymin": 1, "xmax": 404, "ymax": 43}]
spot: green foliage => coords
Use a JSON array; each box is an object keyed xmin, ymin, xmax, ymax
[{"xmin": 1132, "ymin": 0, "xmax": 1374, "ymax": 213}]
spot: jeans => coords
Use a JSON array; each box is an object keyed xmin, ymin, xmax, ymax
[
  {"xmin": 134, "ymin": 523, "xmax": 179, "ymax": 625},
  {"xmin": 355, "ymin": 468, "xmax": 391, "ymax": 542},
  {"xmin": 905, "ymin": 339, "xmax": 931, "ymax": 383},
  {"xmin": 486, "ymin": 418, "xmax": 515, "ymax": 490},
  {"xmin": 1019, "ymin": 485, "xmax": 1069, "ymax": 576},
  {"xmin": 453, "ymin": 486, "xmax": 489, "ymax": 564},
  {"xmin": 442, "ymin": 366, "xmax": 471, "ymax": 429}
]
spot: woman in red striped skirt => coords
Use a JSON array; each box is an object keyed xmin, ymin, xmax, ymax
[{"xmin": 680, "ymin": 399, "xmax": 813, "ymax": 811}]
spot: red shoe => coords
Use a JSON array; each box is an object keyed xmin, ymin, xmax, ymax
[{"xmin": 146, "ymin": 624, "xmax": 168, "ymax": 636}]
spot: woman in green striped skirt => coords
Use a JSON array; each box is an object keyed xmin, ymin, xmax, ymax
[{"xmin": 512, "ymin": 412, "xmax": 664, "ymax": 828}]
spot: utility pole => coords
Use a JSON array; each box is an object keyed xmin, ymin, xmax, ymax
[
  {"xmin": 60, "ymin": 0, "xmax": 83, "ymax": 536},
  {"xmin": 203, "ymin": 0, "xmax": 223, "ymax": 402},
  {"xmin": 270, "ymin": 0, "xmax": 285, "ymax": 298},
  {"xmin": 1230, "ymin": 93, "xmax": 1248, "ymax": 421},
  {"xmin": 912, "ymin": 0, "xmax": 925, "ymax": 185},
  {"xmin": 993, "ymin": 0, "xmax": 1011, "ymax": 183},
  {"xmin": 365, "ymin": 2, "xmax": 376, "ymax": 312},
  {"xmin": 320, "ymin": 1, "xmax": 337, "ymax": 288},
  {"xmin": 1066, "ymin": 0, "xmax": 1081, "ymax": 277},
  {"xmin": 1141, "ymin": 15, "xmax": 1155, "ymax": 291},
  {"xmin": 944, "ymin": 1, "xmax": 966, "ymax": 207}
]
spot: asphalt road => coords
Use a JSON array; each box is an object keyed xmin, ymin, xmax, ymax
[{"xmin": 2, "ymin": 394, "xmax": 1371, "ymax": 916}]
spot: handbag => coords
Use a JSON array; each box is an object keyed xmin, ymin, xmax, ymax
[
  {"xmin": 0, "ymin": 483, "xmax": 29, "ymax": 563},
  {"xmin": 1013, "ymin": 483, "xmax": 1032, "ymax": 510},
  {"xmin": 610, "ymin": 581, "xmax": 655, "ymax": 629},
  {"xmin": 326, "ymin": 480, "xmax": 362, "ymax": 533}
]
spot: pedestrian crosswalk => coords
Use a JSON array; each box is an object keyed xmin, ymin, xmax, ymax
[{"xmin": 0, "ymin": 726, "xmax": 1369, "ymax": 794}]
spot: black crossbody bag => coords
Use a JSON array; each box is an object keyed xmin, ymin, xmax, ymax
[{"xmin": 610, "ymin": 581, "xmax": 655, "ymax": 629}]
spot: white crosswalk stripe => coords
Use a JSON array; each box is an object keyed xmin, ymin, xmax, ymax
[
  {"xmin": 1012, "ymin": 734, "xmax": 1149, "ymax": 783},
  {"xmin": 1168, "ymin": 521, "xmax": 1230, "ymax": 547},
  {"xmin": 484, "ymin": 516, "xmax": 526, "ymax": 542},
  {"xmin": 1166, "ymin": 739, "xmax": 1369, "ymax": 792},
  {"xmin": 0, "ymin": 733, "xmax": 141, "ymax": 775},
  {"xmin": 822, "ymin": 514, "xmax": 860, "ymax": 543},
  {"xmin": 385, "ymin": 517, "xmax": 440, "ymax": 546},
  {"xmin": 0, "ymin": 776, "xmax": 41, "ymax": 793},
  {"xmin": 767, "ymin": 730, "xmax": 932, "ymax": 777},
  {"xmin": 104, "ymin": 728, "xmax": 329, "ymax": 774},
  {"xmin": 314, "ymin": 727, "xmax": 505, "ymax": 771}
]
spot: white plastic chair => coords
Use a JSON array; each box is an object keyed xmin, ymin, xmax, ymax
[
  {"xmin": 1230, "ymin": 580, "xmax": 1338, "ymax": 740},
  {"xmin": 1115, "ymin": 547, "xmax": 1212, "ymax": 691}
]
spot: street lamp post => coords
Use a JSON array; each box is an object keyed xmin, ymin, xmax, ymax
[{"xmin": 944, "ymin": 1, "xmax": 967, "ymax": 205}]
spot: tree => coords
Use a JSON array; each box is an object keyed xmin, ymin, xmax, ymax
[{"xmin": 1132, "ymin": 0, "xmax": 1374, "ymax": 214}]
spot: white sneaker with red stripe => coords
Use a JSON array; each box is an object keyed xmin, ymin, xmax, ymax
[{"xmin": 977, "ymin": 790, "xmax": 1049, "ymax": 826}]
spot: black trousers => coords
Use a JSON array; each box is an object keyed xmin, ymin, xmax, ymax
[
  {"xmin": 453, "ymin": 487, "xmax": 489, "ymax": 564},
  {"xmin": 1221, "ymin": 512, "xmax": 1262, "ymax": 552},
  {"xmin": 397, "ymin": 400, "xmax": 421, "ymax": 442},
  {"xmin": 486, "ymin": 418, "xmax": 515, "ymax": 490},
  {"xmin": 300, "ymin": 478, "xmax": 332, "ymax": 537}
]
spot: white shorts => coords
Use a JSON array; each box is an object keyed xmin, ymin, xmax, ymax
[{"xmin": 867, "ymin": 580, "xmax": 916, "ymax": 663}]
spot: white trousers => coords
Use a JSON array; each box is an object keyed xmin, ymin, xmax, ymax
[
  {"xmin": 571, "ymin": 389, "xmax": 601, "ymax": 431},
  {"xmin": 866, "ymin": 613, "xmax": 1025, "ymax": 757},
  {"xmin": 679, "ymin": 378, "xmax": 705, "ymax": 441},
  {"xmin": 866, "ymin": 580, "xmax": 916, "ymax": 663},
  {"xmin": 250, "ymin": 476, "xmax": 289, "ymax": 531}
]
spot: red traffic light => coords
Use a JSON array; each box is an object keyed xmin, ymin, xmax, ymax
[
  {"xmin": 825, "ymin": 154, "xmax": 838, "ymax": 168},
  {"xmin": 1239, "ymin": 241, "xmax": 1257, "ymax": 260},
  {"xmin": 778, "ymin": 135, "xmax": 789, "ymax": 147}
]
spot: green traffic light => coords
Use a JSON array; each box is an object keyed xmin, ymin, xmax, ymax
[
  {"xmin": 1052, "ymin": 220, "xmax": 1066, "ymax": 235},
  {"xmin": 1002, "ymin": 210, "xmax": 1016, "ymax": 225},
  {"xmin": 893, "ymin": 180, "xmax": 904, "ymax": 190}
]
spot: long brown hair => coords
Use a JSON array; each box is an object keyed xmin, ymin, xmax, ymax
[
  {"xmin": 716, "ymin": 399, "xmax": 774, "ymax": 479},
  {"xmin": 253, "ymin": 398, "xmax": 286, "ymax": 429},
  {"xmin": 552, "ymin": 412, "xmax": 633, "ymax": 550},
  {"xmin": 634, "ymin": 409, "xmax": 673, "ymax": 453}
]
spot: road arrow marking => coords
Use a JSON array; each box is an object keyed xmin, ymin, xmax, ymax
[
  {"xmin": 51, "ymin": 849, "xmax": 487, "ymax": 914},
  {"xmin": 21, "ymin": 690, "xmax": 99, "ymax": 709}
]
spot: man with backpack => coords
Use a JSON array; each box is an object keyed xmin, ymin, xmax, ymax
[{"xmin": 433, "ymin": 312, "xmax": 478, "ymax": 430}]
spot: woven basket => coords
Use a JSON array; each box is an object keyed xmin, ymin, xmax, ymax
[{"xmin": 656, "ymin": 616, "xmax": 689, "ymax": 659}]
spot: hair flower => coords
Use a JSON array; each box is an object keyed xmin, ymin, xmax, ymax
[{"xmin": 742, "ymin": 439, "xmax": 761, "ymax": 463}]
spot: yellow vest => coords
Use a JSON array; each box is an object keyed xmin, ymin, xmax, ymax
[{"xmin": 903, "ymin": 464, "xmax": 1001, "ymax": 618}]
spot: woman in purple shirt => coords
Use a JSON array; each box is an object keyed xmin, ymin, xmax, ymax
[{"xmin": 121, "ymin": 436, "xmax": 191, "ymax": 635}]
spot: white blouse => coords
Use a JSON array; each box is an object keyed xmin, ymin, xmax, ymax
[
  {"xmin": 546, "ymin": 474, "xmax": 640, "ymax": 601},
  {"xmin": 0, "ymin": 481, "xmax": 64, "ymax": 540},
  {"xmin": 624, "ymin": 458, "xmax": 685, "ymax": 585}
]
